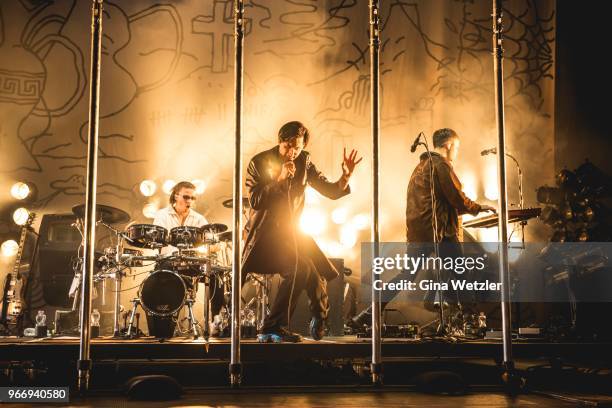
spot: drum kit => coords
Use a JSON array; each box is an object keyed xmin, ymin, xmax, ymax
[{"xmin": 69, "ymin": 203, "xmax": 254, "ymax": 340}]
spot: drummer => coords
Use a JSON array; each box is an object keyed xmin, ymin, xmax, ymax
[{"xmin": 153, "ymin": 180, "xmax": 209, "ymax": 254}]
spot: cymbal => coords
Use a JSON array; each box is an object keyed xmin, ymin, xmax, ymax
[
  {"xmin": 218, "ymin": 230, "xmax": 232, "ymax": 242},
  {"xmin": 201, "ymin": 223, "xmax": 228, "ymax": 233},
  {"xmin": 222, "ymin": 197, "xmax": 250, "ymax": 209},
  {"xmin": 72, "ymin": 203, "xmax": 130, "ymax": 224}
]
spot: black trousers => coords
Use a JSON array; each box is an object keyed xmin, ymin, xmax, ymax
[
  {"xmin": 261, "ymin": 255, "xmax": 329, "ymax": 331},
  {"xmin": 379, "ymin": 236, "xmax": 466, "ymax": 310}
]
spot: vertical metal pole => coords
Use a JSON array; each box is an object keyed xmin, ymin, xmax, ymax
[
  {"xmin": 230, "ymin": 0, "xmax": 245, "ymax": 387},
  {"xmin": 492, "ymin": 0, "xmax": 515, "ymax": 382},
  {"xmin": 77, "ymin": 0, "xmax": 103, "ymax": 393},
  {"xmin": 369, "ymin": 0, "xmax": 383, "ymax": 386},
  {"xmin": 113, "ymin": 233, "xmax": 122, "ymax": 337}
]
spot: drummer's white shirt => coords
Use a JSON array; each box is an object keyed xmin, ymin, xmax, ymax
[
  {"xmin": 153, "ymin": 205, "xmax": 208, "ymax": 230},
  {"xmin": 153, "ymin": 205, "xmax": 208, "ymax": 254}
]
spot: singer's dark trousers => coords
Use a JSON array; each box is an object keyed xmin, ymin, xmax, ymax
[{"xmin": 262, "ymin": 254, "xmax": 329, "ymax": 332}]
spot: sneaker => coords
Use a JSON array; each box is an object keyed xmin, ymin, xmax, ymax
[
  {"xmin": 309, "ymin": 317, "xmax": 325, "ymax": 341},
  {"xmin": 259, "ymin": 327, "xmax": 302, "ymax": 343}
]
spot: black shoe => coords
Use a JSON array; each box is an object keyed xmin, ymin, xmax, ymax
[
  {"xmin": 259, "ymin": 327, "xmax": 302, "ymax": 343},
  {"xmin": 309, "ymin": 317, "xmax": 325, "ymax": 341},
  {"xmin": 347, "ymin": 307, "xmax": 372, "ymax": 330}
]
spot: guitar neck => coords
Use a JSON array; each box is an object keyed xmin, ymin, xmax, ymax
[
  {"xmin": 12, "ymin": 214, "xmax": 35, "ymax": 279},
  {"xmin": 12, "ymin": 226, "xmax": 28, "ymax": 278}
]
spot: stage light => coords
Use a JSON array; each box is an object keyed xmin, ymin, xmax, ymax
[
  {"xmin": 162, "ymin": 180, "xmax": 176, "ymax": 195},
  {"xmin": 10, "ymin": 182, "xmax": 32, "ymax": 200},
  {"xmin": 1, "ymin": 240, "xmax": 19, "ymax": 257},
  {"xmin": 142, "ymin": 203, "xmax": 159, "ymax": 219},
  {"xmin": 12, "ymin": 207, "xmax": 30, "ymax": 226},
  {"xmin": 139, "ymin": 180, "xmax": 157, "ymax": 197},
  {"xmin": 351, "ymin": 213, "xmax": 369, "ymax": 230},
  {"xmin": 299, "ymin": 208, "xmax": 326, "ymax": 236},
  {"xmin": 192, "ymin": 179, "xmax": 207, "ymax": 195},
  {"xmin": 340, "ymin": 225, "xmax": 358, "ymax": 248},
  {"xmin": 331, "ymin": 207, "xmax": 349, "ymax": 224}
]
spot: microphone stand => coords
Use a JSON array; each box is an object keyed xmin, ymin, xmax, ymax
[
  {"xmin": 485, "ymin": 150, "xmax": 525, "ymax": 248},
  {"xmin": 505, "ymin": 153, "xmax": 525, "ymax": 248},
  {"xmin": 415, "ymin": 136, "xmax": 446, "ymax": 336}
]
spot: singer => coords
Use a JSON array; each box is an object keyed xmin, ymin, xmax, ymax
[{"xmin": 242, "ymin": 121, "xmax": 362, "ymax": 342}]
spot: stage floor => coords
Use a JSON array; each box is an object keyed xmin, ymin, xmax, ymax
[{"xmin": 1, "ymin": 335, "xmax": 610, "ymax": 363}]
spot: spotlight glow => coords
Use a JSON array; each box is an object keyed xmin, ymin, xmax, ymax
[
  {"xmin": 331, "ymin": 207, "xmax": 349, "ymax": 225},
  {"xmin": 12, "ymin": 208, "xmax": 30, "ymax": 226},
  {"xmin": 299, "ymin": 208, "xmax": 327, "ymax": 236},
  {"xmin": 1, "ymin": 240, "xmax": 19, "ymax": 257},
  {"xmin": 196, "ymin": 244, "xmax": 209, "ymax": 255},
  {"xmin": 192, "ymin": 179, "xmax": 207, "ymax": 195},
  {"xmin": 328, "ymin": 241, "xmax": 343, "ymax": 258},
  {"xmin": 10, "ymin": 182, "xmax": 31, "ymax": 200},
  {"xmin": 139, "ymin": 180, "xmax": 157, "ymax": 197},
  {"xmin": 351, "ymin": 213, "xmax": 370, "ymax": 230},
  {"xmin": 142, "ymin": 203, "xmax": 159, "ymax": 219},
  {"xmin": 340, "ymin": 225, "xmax": 358, "ymax": 248},
  {"xmin": 305, "ymin": 187, "xmax": 320, "ymax": 205},
  {"xmin": 484, "ymin": 163, "xmax": 499, "ymax": 201},
  {"xmin": 462, "ymin": 171, "xmax": 478, "ymax": 201},
  {"xmin": 162, "ymin": 180, "xmax": 176, "ymax": 195}
]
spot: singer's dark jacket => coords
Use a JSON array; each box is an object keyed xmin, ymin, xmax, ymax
[
  {"xmin": 242, "ymin": 146, "xmax": 350, "ymax": 280},
  {"xmin": 406, "ymin": 152, "xmax": 481, "ymax": 242}
]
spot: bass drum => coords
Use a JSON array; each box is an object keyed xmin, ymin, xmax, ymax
[{"xmin": 139, "ymin": 270, "xmax": 186, "ymax": 317}]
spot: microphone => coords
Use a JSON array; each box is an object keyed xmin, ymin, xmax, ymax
[
  {"xmin": 410, "ymin": 132, "xmax": 423, "ymax": 153},
  {"xmin": 481, "ymin": 147, "xmax": 497, "ymax": 156},
  {"xmin": 287, "ymin": 160, "xmax": 294, "ymax": 189}
]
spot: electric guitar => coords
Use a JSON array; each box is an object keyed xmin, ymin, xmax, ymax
[{"xmin": 1, "ymin": 212, "xmax": 36, "ymax": 331}]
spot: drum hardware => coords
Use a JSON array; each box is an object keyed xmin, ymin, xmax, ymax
[
  {"xmin": 242, "ymin": 274, "xmax": 271, "ymax": 332},
  {"xmin": 96, "ymin": 221, "xmax": 138, "ymax": 337},
  {"xmin": 125, "ymin": 299, "xmax": 142, "ymax": 338},
  {"xmin": 201, "ymin": 223, "xmax": 228, "ymax": 234},
  {"xmin": 178, "ymin": 297, "xmax": 201, "ymax": 339}
]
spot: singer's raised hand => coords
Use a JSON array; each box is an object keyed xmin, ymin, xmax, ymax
[
  {"xmin": 341, "ymin": 148, "xmax": 363, "ymax": 178},
  {"xmin": 278, "ymin": 160, "xmax": 296, "ymax": 182}
]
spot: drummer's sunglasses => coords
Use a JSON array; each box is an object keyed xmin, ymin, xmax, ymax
[{"xmin": 178, "ymin": 194, "xmax": 197, "ymax": 201}]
